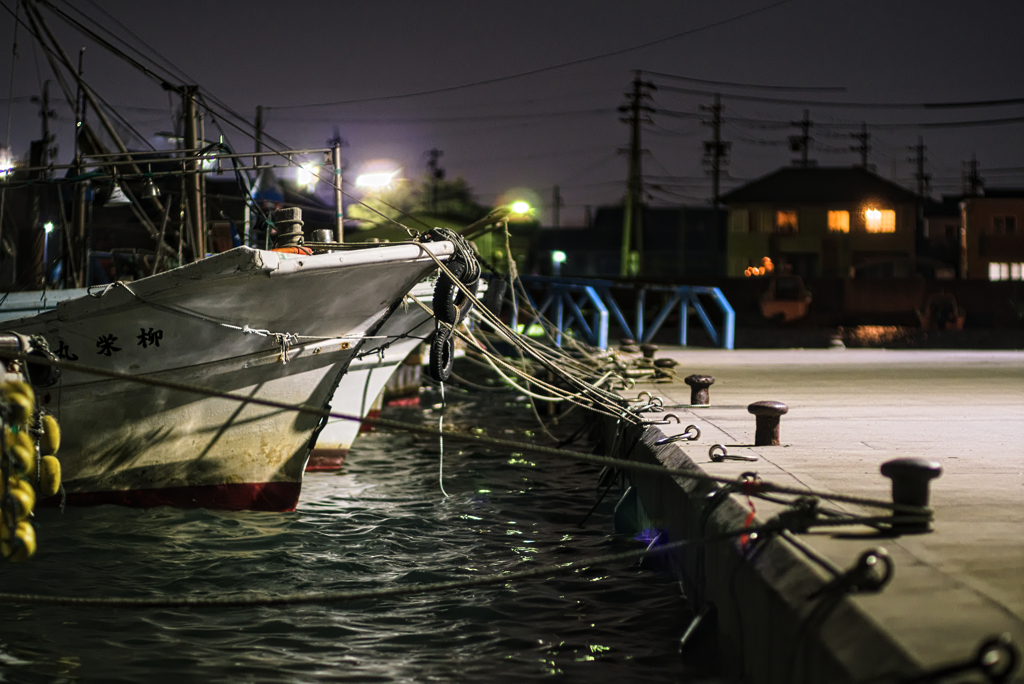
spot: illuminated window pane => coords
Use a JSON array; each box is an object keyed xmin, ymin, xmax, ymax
[
  {"xmin": 1002, "ymin": 263, "xmax": 1011, "ymax": 280},
  {"xmin": 1011, "ymin": 262, "xmax": 1022, "ymax": 280},
  {"xmin": 881, "ymin": 210, "xmax": 895, "ymax": 232},
  {"xmin": 776, "ymin": 210, "xmax": 798, "ymax": 234},
  {"xmin": 865, "ymin": 208, "xmax": 896, "ymax": 233},
  {"xmin": 828, "ymin": 210, "xmax": 849, "ymax": 233},
  {"xmin": 989, "ymin": 263, "xmax": 1002, "ymax": 281}
]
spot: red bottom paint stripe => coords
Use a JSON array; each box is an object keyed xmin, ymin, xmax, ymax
[
  {"xmin": 305, "ymin": 448, "xmax": 349, "ymax": 472},
  {"xmin": 60, "ymin": 481, "xmax": 301, "ymax": 512},
  {"xmin": 358, "ymin": 410, "xmax": 381, "ymax": 434}
]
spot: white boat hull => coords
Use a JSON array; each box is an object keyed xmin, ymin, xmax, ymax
[
  {"xmin": 307, "ymin": 284, "xmax": 434, "ymax": 470},
  {"xmin": 0, "ymin": 243, "xmax": 451, "ymax": 510}
]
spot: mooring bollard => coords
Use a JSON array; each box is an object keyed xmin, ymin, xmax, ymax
[
  {"xmin": 747, "ymin": 400, "xmax": 788, "ymax": 446},
  {"xmin": 619, "ymin": 338, "xmax": 640, "ymax": 354},
  {"xmin": 684, "ymin": 374, "xmax": 715, "ymax": 405},
  {"xmin": 640, "ymin": 343, "xmax": 659, "ymax": 359},
  {"xmin": 880, "ymin": 457, "xmax": 942, "ymax": 532}
]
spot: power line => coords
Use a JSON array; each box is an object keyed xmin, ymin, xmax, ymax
[
  {"xmin": 643, "ymin": 70, "xmax": 845, "ymax": 92},
  {"xmin": 654, "ymin": 83, "xmax": 1024, "ymax": 110},
  {"xmin": 267, "ymin": 108, "xmax": 616, "ymax": 125},
  {"xmin": 266, "ymin": 0, "xmax": 795, "ymax": 110}
]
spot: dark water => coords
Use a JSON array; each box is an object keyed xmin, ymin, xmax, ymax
[{"xmin": 0, "ymin": 387, "xmax": 709, "ymax": 683}]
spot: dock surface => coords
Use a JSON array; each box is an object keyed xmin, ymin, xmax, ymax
[{"xmin": 615, "ymin": 348, "xmax": 1023, "ymax": 682}]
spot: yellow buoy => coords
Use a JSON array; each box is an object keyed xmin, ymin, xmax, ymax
[
  {"xmin": 0, "ymin": 521, "xmax": 36, "ymax": 562},
  {"xmin": 5, "ymin": 428, "xmax": 33, "ymax": 453},
  {"xmin": 3, "ymin": 381, "xmax": 35, "ymax": 425},
  {"xmin": 6, "ymin": 479, "xmax": 35, "ymax": 520},
  {"xmin": 40, "ymin": 414, "xmax": 60, "ymax": 456},
  {"xmin": 39, "ymin": 456, "xmax": 61, "ymax": 497},
  {"xmin": 8, "ymin": 443, "xmax": 35, "ymax": 478}
]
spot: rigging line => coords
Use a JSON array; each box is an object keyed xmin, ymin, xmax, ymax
[
  {"xmin": 64, "ymin": 0, "xmax": 193, "ymax": 84},
  {"xmin": 13, "ymin": 1, "xmax": 156, "ymax": 151},
  {"xmin": 655, "ymin": 83, "xmax": 1024, "ymax": 110},
  {"xmin": 41, "ymin": 1, "xmax": 169, "ymax": 90},
  {"xmin": 643, "ymin": 70, "xmax": 845, "ymax": 92},
  {"xmin": 267, "ymin": 0, "xmax": 795, "ymax": 110}
]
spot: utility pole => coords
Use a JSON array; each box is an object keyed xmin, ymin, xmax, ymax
[
  {"xmin": 963, "ymin": 154, "xmax": 983, "ymax": 196},
  {"xmin": 908, "ymin": 136, "xmax": 930, "ymax": 198},
  {"xmin": 551, "ymin": 185, "xmax": 562, "ymax": 228},
  {"xmin": 254, "ymin": 105, "xmax": 264, "ymax": 173},
  {"xmin": 328, "ymin": 132, "xmax": 347, "ymax": 242},
  {"xmin": 701, "ymin": 94, "xmax": 730, "ymax": 208},
  {"xmin": 789, "ymin": 109, "xmax": 813, "ymax": 167},
  {"xmin": 72, "ymin": 48, "xmax": 87, "ymax": 287},
  {"xmin": 426, "ymin": 148, "xmax": 444, "ymax": 214},
  {"xmin": 182, "ymin": 85, "xmax": 205, "ymax": 259},
  {"xmin": 618, "ymin": 71, "xmax": 655, "ymax": 277},
  {"xmin": 851, "ymin": 122, "xmax": 870, "ymax": 169},
  {"xmin": 33, "ymin": 80, "xmax": 57, "ymax": 167}
]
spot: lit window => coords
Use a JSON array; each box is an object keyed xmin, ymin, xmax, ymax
[
  {"xmin": 776, "ymin": 210, "xmax": 798, "ymax": 234},
  {"xmin": 993, "ymin": 216, "xmax": 1017, "ymax": 235},
  {"xmin": 865, "ymin": 208, "xmax": 895, "ymax": 233},
  {"xmin": 828, "ymin": 210, "xmax": 849, "ymax": 233},
  {"xmin": 989, "ymin": 262, "xmax": 1024, "ymax": 281}
]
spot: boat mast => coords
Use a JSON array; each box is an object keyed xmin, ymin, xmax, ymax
[{"xmin": 181, "ymin": 86, "xmax": 205, "ymax": 259}]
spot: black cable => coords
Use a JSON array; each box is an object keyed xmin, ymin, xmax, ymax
[
  {"xmin": 266, "ymin": 0, "xmax": 795, "ymax": 110},
  {"xmin": 655, "ymin": 83, "xmax": 1024, "ymax": 110},
  {"xmin": 643, "ymin": 70, "xmax": 846, "ymax": 93}
]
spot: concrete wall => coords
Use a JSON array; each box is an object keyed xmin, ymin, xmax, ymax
[{"xmin": 599, "ymin": 419, "xmax": 920, "ymax": 683}]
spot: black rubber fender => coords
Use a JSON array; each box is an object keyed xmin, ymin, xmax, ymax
[
  {"xmin": 433, "ymin": 260, "xmax": 479, "ymax": 326},
  {"xmin": 482, "ymin": 276, "xmax": 507, "ymax": 317},
  {"xmin": 428, "ymin": 328, "xmax": 455, "ymax": 383}
]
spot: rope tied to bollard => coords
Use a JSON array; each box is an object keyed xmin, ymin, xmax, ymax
[{"xmin": 0, "ymin": 350, "xmax": 932, "ymax": 519}]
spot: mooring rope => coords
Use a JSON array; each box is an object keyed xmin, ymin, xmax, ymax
[{"xmin": 0, "ymin": 351, "xmax": 926, "ymax": 516}]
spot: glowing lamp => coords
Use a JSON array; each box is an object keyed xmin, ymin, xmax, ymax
[
  {"xmin": 510, "ymin": 201, "xmax": 530, "ymax": 215},
  {"xmin": 43, "ymin": 222, "xmax": 54, "ymax": 234},
  {"xmin": 552, "ymin": 250, "xmax": 567, "ymax": 264},
  {"xmin": 355, "ymin": 171, "xmax": 398, "ymax": 189},
  {"xmin": 297, "ymin": 163, "xmax": 320, "ymax": 191}
]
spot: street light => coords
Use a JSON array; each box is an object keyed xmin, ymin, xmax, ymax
[
  {"xmin": 551, "ymin": 249, "xmax": 566, "ymax": 276},
  {"xmin": 355, "ymin": 170, "xmax": 399, "ymax": 190},
  {"xmin": 297, "ymin": 163, "xmax": 320, "ymax": 191},
  {"xmin": 42, "ymin": 222, "xmax": 54, "ymax": 285}
]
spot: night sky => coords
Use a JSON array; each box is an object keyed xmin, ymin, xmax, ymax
[{"xmin": 1, "ymin": 0, "xmax": 1022, "ymax": 225}]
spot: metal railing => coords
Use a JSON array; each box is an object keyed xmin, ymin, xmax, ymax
[{"xmin": 515, "ymin": 276, "xmax": 735, "ymax": 350}]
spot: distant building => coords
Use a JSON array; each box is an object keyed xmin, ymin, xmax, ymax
[
  {"xmin": 960, "ymin": 189, "xmax": 1024, "ymax": 281},
  {"xmin": 528, "ymin": 205, "xmax": 725, "ymax": 279},
  {"xmin": 721, "ymin": 167, "xmax": 920, "ymax": 279}
]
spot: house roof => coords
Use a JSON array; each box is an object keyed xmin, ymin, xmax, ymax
[{"xmin": 721, "ymin": 166, "xmax": 920, "ymax": 205}]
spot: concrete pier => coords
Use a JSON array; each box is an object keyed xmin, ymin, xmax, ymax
[{"xmin": 605, "ymin": 349, "xmax": 1023, "ymax": 683}]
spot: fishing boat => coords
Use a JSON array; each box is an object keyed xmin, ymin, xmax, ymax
[
  {"xmin": 306, "ymin": 281, "xmax": 434, "ymax": 471},
  {"xmin": 0, "ymin": 240, "xmax": 453, "ymax": 511}
]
